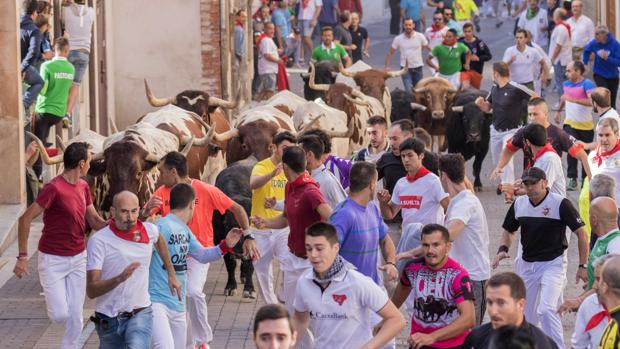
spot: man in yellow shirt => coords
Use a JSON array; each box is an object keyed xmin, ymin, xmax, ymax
[
  {"xmin": 453, "ymin": 0, "xmax": 479, "ymax": 31},
  {"xmin": 250, "ymin": 131, "xmax": 296, "ymax": 304}
]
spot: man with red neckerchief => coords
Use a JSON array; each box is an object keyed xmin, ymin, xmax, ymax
[
  {"xmin": 86, "ymin": 191, "xmax": 181, "ymax": 348},
  {"xmin": 518, "ymin": 123, "xmax": 566, "ymax": 197},
  {"xmin": 378, "ymin": 138, "xmax": 449, "ymax": 230},
  {"xmin": 251, "ymin": 146, "xmax": 332, "ymax": 349}
]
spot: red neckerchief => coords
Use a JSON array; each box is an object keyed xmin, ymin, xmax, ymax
[
  {"xmin": 442, "ymin": 38, "xmax": 457, "ymax": 46},
  {"xmin": 109, "ymin": 219, "xmax": 150, "ymax": 244},
  {"xmin": 585, "ymin": 306, "xmax": 609, "ymax": 331},
  {"xmin": 558, "ymin": 20, "xmax": 571, "ymax": 39},
  {"xmin": 256, "ymin": 32, "xmax": 268, "ymax": 47},
  {"xmin": 406, "ymin": 166, "xmax": 431, "ymax": 182},
  {"xmin": 593, "ymin": 141, "xmax": 620, "ymax": 166},
  {"xmin": 235, "ymin": 21, "xmax": 243, "ymax": 27},
  {"xmin": 529, "ymin": 143, "xmax": 557, "ymax": 167},
  {"xmin": 431, "ymin": 23, "xmax": 445, "ymax": 32},
  {"xmin": 302, "ymin": 0, "xmax": 310, "ymax": 8},
  {"xmin": 289, "ymin": 171, "xmax": 317, "ymax": 189}
]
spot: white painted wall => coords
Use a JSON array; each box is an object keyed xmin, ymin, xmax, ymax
[
  {"xmin": 362, "ymin": 0, "xmax": 390, "ymax": 24},
  {"xmin": 107, "ymin": 0, "xmax": 202, "ymax": 128}
]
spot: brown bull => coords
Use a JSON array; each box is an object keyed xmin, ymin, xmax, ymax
[
  {"xmin": 410, "ymin": 77, "xmax": 458, "ymax": 151},
  {"xmin": 144, "ymin": 80, "xmax": 233, "ymax": 183}
]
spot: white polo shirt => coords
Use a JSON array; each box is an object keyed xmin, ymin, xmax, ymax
[
  {"xmin": 533, "ymin": 150, "xmax": 566, "ymax": 197},
  {"xmin": 391, "ymin": 169, "xmax": 448, "ymax": 228},
  {"xmin": 549, "ymin": 24, "xmax": 572, "ymax": 65},
  {"xmin": 87, "ymin": 223, "xmax": 159, "ymax": 317},
  {"xmin": 503, "ymin": 45, "xmax": 543, "ymax": 84},
  {"xmin": 589, "ymin": 144, "xmax": 620, "ymax": 207},
  {"xmin": 391, "ymin": 31, "xmax": 428, "ymax": 68},
  {"xmin": 567, "ymin": 15, "xmax": 595, "ymax": 49},
  {"xmin": 446, "ymin": 190, "xmax": 491, "ymax": 282},
  {"xmin": 293, "ymin": 267, "xmax": 389, "ymax": 349},
  {"xmin": 571, "ymin": 294, "xmax": 607, "ymax": 349}
]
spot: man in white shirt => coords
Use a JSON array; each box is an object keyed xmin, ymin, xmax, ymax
[
  {"xmin": 571, "ymin": 254, "xmax": 616, "ymax": 349},
  {"xmin": 438, "ymin": 154, "xmax": 490, "ymax": 326},
  {"xmin": 385, "ymin": 17, "xmax": 430, "ymax": 93},
  {"xmin": 298, "ymin": 135, "xmax": 346, "ymax": 209},
  {"xmin": 258, "ymin": 23, "xmax": 283, "ymax": 95},
  {"xmin": 549, "ymin": 8, "xmax": 572, "ymax": 96},
  {"xmin": 425, "ymin": 11, "xmax": 448, "ymax": 50},
  {"xmin": 566, "ymin": 0, "xmax": 595, "ymax": 62},
  {"xmin": 87, "ymin": 191, "xmax": 181, "ymax": 348},
  {"xmin": 298, "ymin": 0, "xmax": 323, "ymax": 65},
  {"xmin": 517, "ymin": 0, "xmax": 548, "ymax": 49},
  {"xmin": 292, "ymin": 222, "xmax": 406, "ymax": 349},
  {"xmin": 521, "ymin": 123, "xmax": 566, "ymax": 196},
  {"xmin": 378, "ymin": 138, "xmax": 449, "ymax": 229},
  {"xmin": 591, "ymin": 87, "xmax": 620, "ymax": 124},
  {"xmin": 503, "ymin": 28, "xmax": 548, "ymax": 89}
]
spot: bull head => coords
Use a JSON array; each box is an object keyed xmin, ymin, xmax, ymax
[
  {"xmin": 308, "ymin": 62, "xmax": 329, "ymax": 92},
  {"xmin": 414, "ymin": 84, "xmax": 458, "ymax": 119},
  {"xmin": 144, "ymin": 79, "xmax": 237, "ymax": 109}
]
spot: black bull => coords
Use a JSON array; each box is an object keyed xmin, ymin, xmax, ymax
[
  {"xmin": 212, "ymin": 157, "xmax": 257, "ymax": 297},
  {"xmin": 445, "ymin": 88, "xmax": 491, "ymax": 190}
]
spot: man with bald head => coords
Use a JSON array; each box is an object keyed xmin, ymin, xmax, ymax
[
  {"xmin": 598, "ymin": 255, "xmax": 620, "ymax": 348},
  {"xmin": 587, "ymin": 197, "xmax": 620, "ymax": 288},
  {"xmin": 87, "ymin": 191, "xmax": 181, "ymax": 348}
]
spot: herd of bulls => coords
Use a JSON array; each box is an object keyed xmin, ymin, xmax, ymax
[{"xmin": 26, "ymin": 62, "xmax": 493, "ymax": 296}]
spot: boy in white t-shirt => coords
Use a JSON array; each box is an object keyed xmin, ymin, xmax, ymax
[
  {"xmin": 292, "ymin": 222, "xmax": 406, "ymax": 349},
  {"xmin": 378, "ymin": 138, "xmax": 449, "ymax": 229},
  {"xmin": 87, "ymin": 191, "xmax": 181, "ymax": 348}
]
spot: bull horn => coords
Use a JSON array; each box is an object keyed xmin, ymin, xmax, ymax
[
  {"xmin": 386, "ymin": 63, "xmax": 408, "ymax": 78},
  {"xmin": 331, "ymin": 72, "xmax": 339, "ymax": 78},
  {"xmin": 343, "ymin": 93, "xmax": 370, "ymax": 106},
  {"xmin": 187, "ymin": 113, "xmax": 217, "ymax": 146},
  {"xmin": 327, "ymin": 116, "xmax": 355, "ymax": 138},
  {"xmin": 56, "ymin": 135, "xmax": 67, "ymax": 151},
  {"xmin": 300, "ymin": 72, "xmax": 310, "ymax": 78},
  {"xmin": 208, "ymin": 95, "xmax": 237, "ymax": 109},
  {"xmin": 180, "ymin": 137, "xmax": 195, "ymax": 155},
  {"xmin": 451, "ymin": 106, "xmax": 464, "ymax": 113},
  {"xmin": 145, "ymin": 153, "xmax": 161, "ymax": 163},
  {"xmin": 144, "ymin": 79, "xmax": 176, "ymax": 107},
  {"xmin": 300, "ymin": 114, "xmax": 325, "ymax": 133},
  {"xmin": 414, "ymin": 87, "xmax": 428, "ymax": 94},
  {"xmin": 213, "ymin": 128, "xmax": 239, "ymax": 142},
  {"xmin": 338, "ymin": 60, "xmax": 356, "ymax": 78},
  {"xmin": 309, "ymin": 62, "xmax": 329, "ymax": 92},
  {"xmin": 448, "ymin": 88, "xmax": 458, "ymax": 93},
  {"xmin": 108, "ymin": 117, "xmax": 119, "ymax": 134},
  {"xmin": 410, "ymin": 102, "xmax": 427, "ymax": 111},
  {"xmin": 25, "ymin": 131, "xmax": 64, "ymax": 165},
  {"xmin": 92, "ymin": 151, "xmax": 104, "ymax": 162}
]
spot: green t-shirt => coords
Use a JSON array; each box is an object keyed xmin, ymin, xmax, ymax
[
  {"xmin": 311, "ymin": 42, "xmax": 348, "ymax": 62},
  {"xmin": 587, "ymin": 229, "xmax": 620, "ymax": 289},
  {"xmin": 431, "ymin": 42, "xmax": 468, "ymax": 75},
  {"xmin": 35, "ymin": 57, "xmax": 75, "ymax": 117}
]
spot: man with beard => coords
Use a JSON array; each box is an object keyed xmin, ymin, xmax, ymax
[
  {"xmin": 377, "ymin": 119, "xmax": 415, "ymax": 195},
  {"xmin": 353, "ymin": 116, "xmax": 390, "ymax": 164},
  {"xmin": 385, "ymin": 17, "xmax": 429, "ymax": 93},
  {"xmin": 390, "ymin": 224, "xmax": 475, "ymax": 349},
  {"xmin": 87, "ymin": 191, "xmax": 181, "ymax": 347},
  {"xmin": 493, "ymin": 167, "xmax": 589, "ymax": 349},
  {"xmin": 462, "ymin": 272, "xmax": 558, "ymax": 349}
]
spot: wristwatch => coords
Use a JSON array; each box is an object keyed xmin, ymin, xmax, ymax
[
  {"xmin": 243, "ymin": 231, "xmax": 255, "ymax": 240},
  {"xmin": 578, "ymin": 264, "xmax": 587, "ymax": 269}
]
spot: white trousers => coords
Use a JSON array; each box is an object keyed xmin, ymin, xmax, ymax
[
  {"xmin": 253, "ymin": 228, "xmax": 290, "ymax": 304},
  {"xmin": 281, "ymin": 251, "xmax": 314, "ymax": 349},
  {"xmin": 436, "ymin": 71, "xmax": 461, "ymax": 89},
  {"xmin": 151, "ymin": 302, "xmax": 186, "ymax": 349},
  {"xmin": 185, "ymin": 258, "xmax": 212, "ymax": 348},
  {"xmin": 490, "ymin": 125, "xmax": 517, "ymax": 185},
  {"xmin": 515, "ymin": 255, "xmax": 566, "ymax": 349},
  {"xmin": 38, "ymin": 250, "xmax": 86, "ymax": 349}
]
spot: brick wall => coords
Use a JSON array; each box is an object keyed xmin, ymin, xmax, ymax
[{"xmin": 200, "ymin": 0, "xmax": 222, "ymax": 96}]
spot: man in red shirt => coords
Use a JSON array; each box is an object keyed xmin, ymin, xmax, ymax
[
  {"xmin": 141, "ymin": 151, "xmax": 256, "ymax": 349},
  {"xmin": 13, "ymin": 142, "xmax": 107, "ymax": 348},
  {"xmin": 339, "ymin": 0, "xmax": 363, "ymax": 18},
  {"xmin": 251, "ymin": 146, "xmax": 332, "ymax": 348}
]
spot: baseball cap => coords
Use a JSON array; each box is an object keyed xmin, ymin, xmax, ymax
[{"xmin": 521, "ymin": 167, "xmax": 546, "ymax": 183}]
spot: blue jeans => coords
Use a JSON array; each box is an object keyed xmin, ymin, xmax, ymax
[
  {"xmin": 68, "ymin": 50, "xmax": 90, "ymax": 84},
  {"xmin": 23, "ymin": 65, "xmax": 44, "ymax": 109},
  {"xmin": 401, "ymin": 66, "xmax": 423, "ymax": 93},
  {"xmin": 553, "ymin": 62, "xmax": 566, "ymax": 95},
  {"xmin": 94, "ymin": 306, "xmax": 153, "ymax": 349}
]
